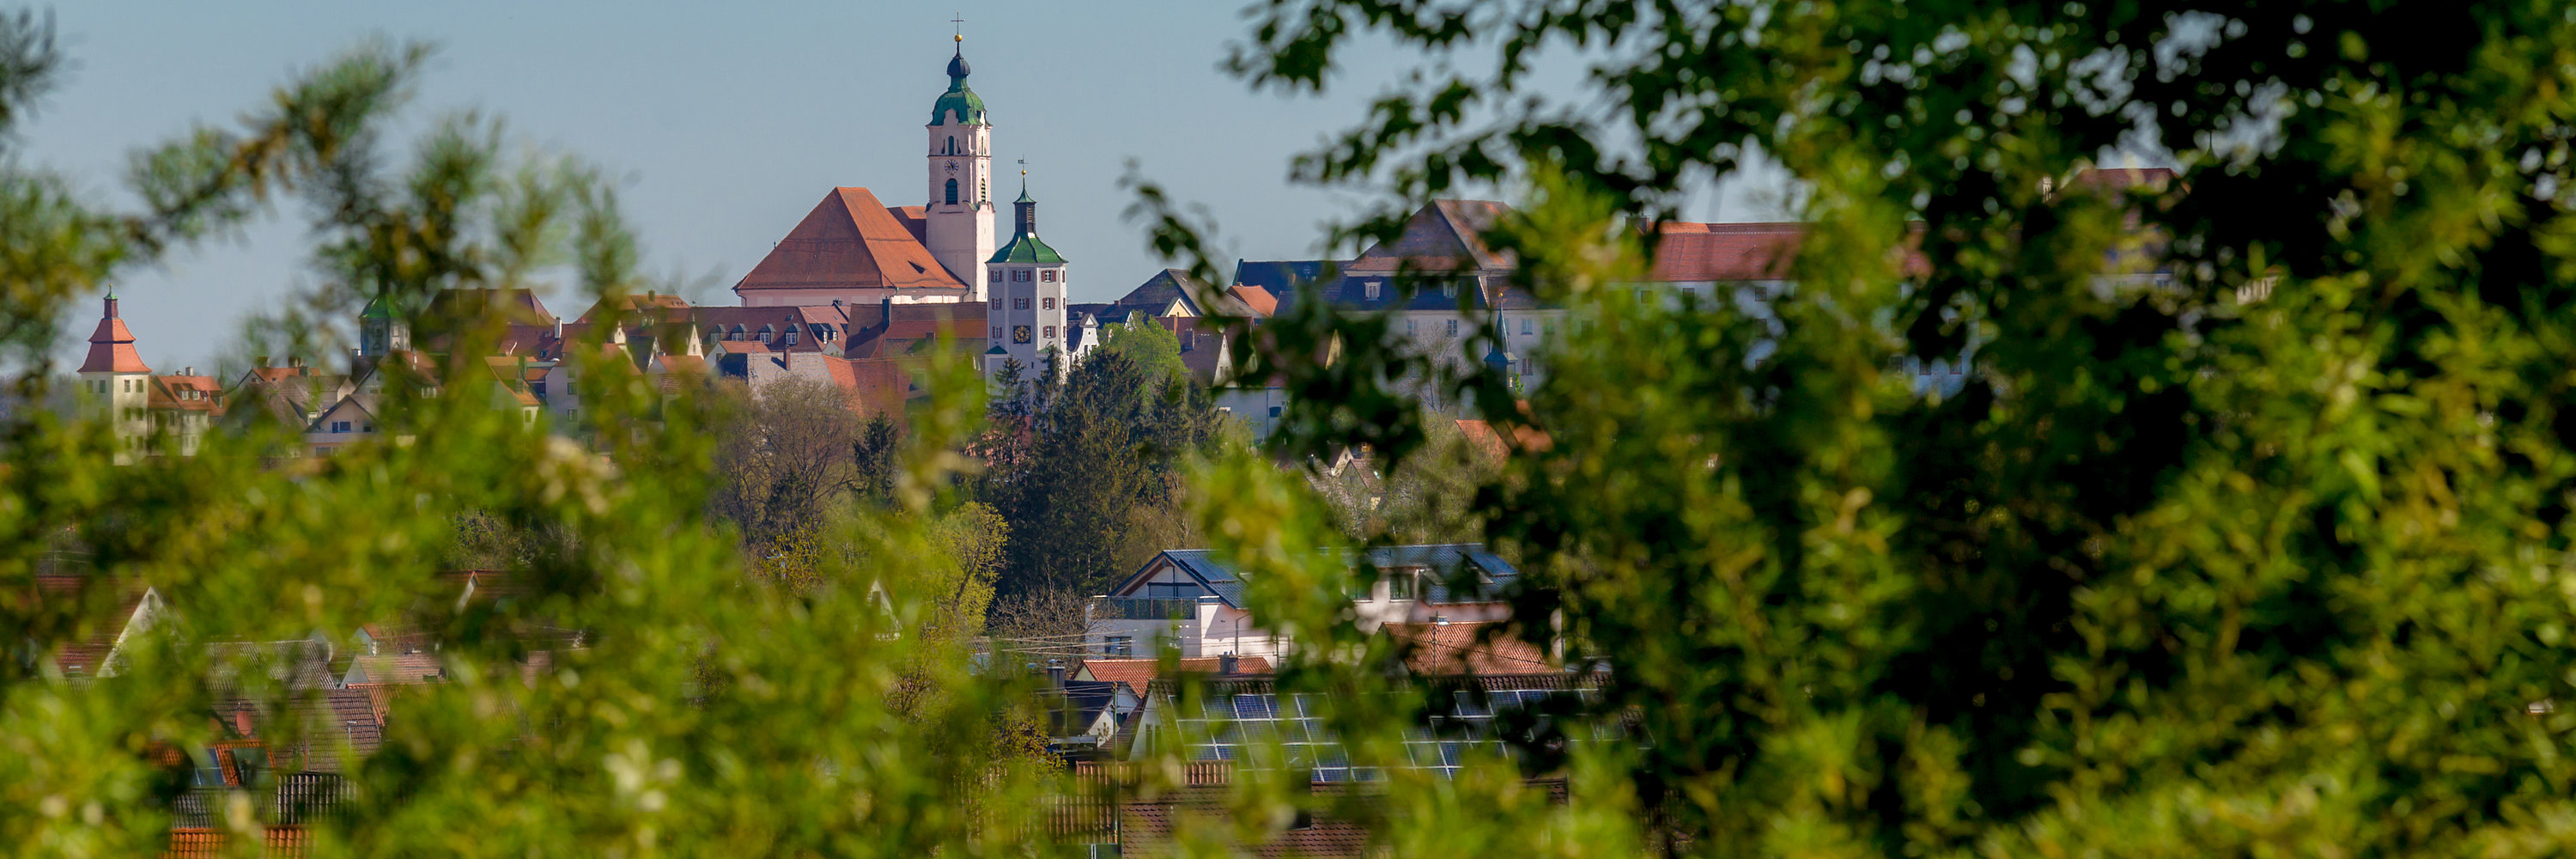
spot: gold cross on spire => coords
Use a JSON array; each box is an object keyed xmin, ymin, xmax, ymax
[{"xmin": 951, "ymin": 13, "xmax": 964, "ymax": 43}]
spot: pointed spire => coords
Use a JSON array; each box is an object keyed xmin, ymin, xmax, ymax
[
  {"xmin": 81, "ymin": 289, "xmax": 150, "ymax": 374},
  {"xmin": 1012, "ymin": 161, "xmax": 1038, "ymax": 236}
]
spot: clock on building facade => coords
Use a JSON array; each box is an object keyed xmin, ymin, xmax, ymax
[{"xmin": 1012, "ymin": 325, "xmax": 1032, "ymax": 344}]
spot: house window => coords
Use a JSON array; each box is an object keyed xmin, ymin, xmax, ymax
[
  {"xmin": 1443, "ymin": 282, "xmax": 1459, "ymax": 299},
  {"xmin": 1042, "ymin": 297, "xmax": 1055, "ymax": 309},
  {"xmin": 1406, "ymin": 319, "xmax": 1418, "ymax": 334},
  {"xmin": 1522, "ymin": 318, "xmax": 1533, "ymax": 334},
  {"xmin": 1015, "ymin": 298, "xmax": 1030, "ymax": 310},
  {"xmin": 1015, "ymin": 270, "xmax": 1030, "ymax": 282},
  {"xmin": 1104, "ymin": 637, "xmax": 1134, "ymax": 658},
  {"xmin": 1387, "ymin": 569, "xmax": 1418, "ymax": 600},
  {"xmin": 945, "ymin": 178, "xmax": 959, "ymax": 204},
  {"xmin": 1042, "ymin": 326, "xmax": 1055, "ymax": 338},
  {"xmin": 1364, "ymin": 281, "xmax": 1382, "ymax": 300},
  {"xmin": 991, "ymin": 297, "xmax": 1002, "ymax": 309},
  {"xmin": 1636, "ymin": 288, "xmax": 1650, "ymax": 302},
  {"xmin": 331, "ymin": 421, "xmax": 351, "ymax": 433},
  {"xmin": 1143, "ymin": 582, "xmax": 1198, "ymax": 600},
  {"xmin": 785, "ymin": 325, "xmax": 800, "ymax": 344},
  {"xmin": 361, "ymin": 423, "xmax": 374, "ymax": 433},
  {"xmin": 991, "ymin": 326, "xmax": 1003, "ymax": 339},
  {"xmin": 1444, "ymin": 319, "xmax": 1459, "ymax": 337},
  {"xmin": 1267, "ymin": 405, "xmax": 1281, "ymax": 417},
  {"xmin": 1041, "ymin": 270, "xmax": 1056, "ymax": 283},
  {"xmin": 991, "ymin": 270, "xmax": 1003, "ymax": 283}
]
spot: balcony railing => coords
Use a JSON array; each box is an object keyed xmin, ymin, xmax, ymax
[{"xmin": 1091, "ymin": 596, "xmax": 1204, "ymax": 621}]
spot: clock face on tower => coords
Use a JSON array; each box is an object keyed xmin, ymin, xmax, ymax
[
  {"xmin": 945, "ymin": 161, "xmax": 958, "ymax": 174},
  {"xmin": 1012, "ymin": 326, "xmax": 1033, "ymax": 344}
]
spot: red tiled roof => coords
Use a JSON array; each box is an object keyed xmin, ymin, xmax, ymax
[
  {"xmin": 735, "ymin": 187, "xmax": 967, "ymax": 295},
  {"xmin": 1646, "ymin": 222, "xmax": 1806, "ymax": 282},
  {"xmin": 886, "ymin": 205, "xmax": 930, "ymax": 244},
  {"xmin": 1227, "ymin": 284, "xmax": 1278, "ymax": 318},
  {"xmin": 826, "ymin": 356, "xmax": 910, "ymax": 417},
  {"xmin": 165, "ymin": 825, "xmax": 309, "ymax": 858},
  {"xmin": 1076, "ymin": 656, "xmax": 1273, "ymax": 691},
  {"xmin": 80, "ymin": 295, "xmax": 152, "ymax": 374},
  {"xmin": 149, "ymin": 375, "xmax": 226, "ymax": 414},
  {"xmin": 1451, "ymin": 418, "xmax": 1552, "ymax": 460},
  {"xmin": 1383, "ymin": 621, "xmax": 1556, "ymax": 675}
]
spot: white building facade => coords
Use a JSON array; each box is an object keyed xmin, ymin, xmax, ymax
[
  {"xmin": 926, "ymin": 36, "xmax": 996, "ymax": 302},
  {"xmin": 984, "ymin": 182, "xmax": 1077, "ymax": 382}
]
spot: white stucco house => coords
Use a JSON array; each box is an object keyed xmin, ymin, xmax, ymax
[{"xmin": 1084, "ymin": 544, "xmax": 1519, "ymax": 661}]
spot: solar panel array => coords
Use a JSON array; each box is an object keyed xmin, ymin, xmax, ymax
[{"xmin": 1159, "ymin": 689, "xmax": 1618, "ymax": 782}]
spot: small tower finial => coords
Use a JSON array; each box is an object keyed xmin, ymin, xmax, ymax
[{"xmin": 952, "ymin": 13, "xmax": 965, "ymax": 46}]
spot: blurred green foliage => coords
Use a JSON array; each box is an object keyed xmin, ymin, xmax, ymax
[{"xmin": 1149, "ymin": 0, "xmax": 2576, "ymax": 856}]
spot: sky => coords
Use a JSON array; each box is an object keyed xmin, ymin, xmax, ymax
[{"xmin": 21, "ymin": 2, "xmax": 1783, "ymax": 372}]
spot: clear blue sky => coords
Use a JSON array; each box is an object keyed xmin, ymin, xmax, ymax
[{"xmin": 21, "ymin": 2, "xmax": 1778, "ymax": 371}]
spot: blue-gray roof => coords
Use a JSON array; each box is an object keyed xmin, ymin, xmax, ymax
[{"xmin": 1115, "ymin": 544, "xmax": 1518, "ymax": 608}]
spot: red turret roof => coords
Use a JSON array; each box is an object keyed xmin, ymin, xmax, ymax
[{"xmin": 79, "ymin": 295, "xmax": 151, "ymax": 374}]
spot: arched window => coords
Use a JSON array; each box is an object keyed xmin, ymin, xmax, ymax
[{"xmin": 945, "ymin": 179, "xmax": 959, "ymax": 204}]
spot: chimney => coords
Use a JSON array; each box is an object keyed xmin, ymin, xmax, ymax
[
  {"xmin": 183, "ymin": 366, "xmax": 194, "ymax": 378},
  {"xmin": 255, "ymin": 355, "xmax": 269, "ymax": 369},
  {"xmin": 1046, "ymin": 658, "xmax": 1066, "ymax": 688},
  {"xmin": 1218, "ymin": 653, "xmax": 1239, "ymax": 676}
]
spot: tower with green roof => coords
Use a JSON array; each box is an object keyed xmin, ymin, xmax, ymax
[
  {"xmin": 984, "ymin": 169, "xmax": 1076, "ymax": 381},
  {"xmin": 926, "ymin": 34, "xmax": 997, "ymax": 301}
]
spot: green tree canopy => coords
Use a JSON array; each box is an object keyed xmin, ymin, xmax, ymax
[{"xmin": 1137, "ymin": 0, "xmax": 2576, "ymax": 856}]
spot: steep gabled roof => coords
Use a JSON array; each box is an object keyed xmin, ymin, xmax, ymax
[
  {"xmin": 735, "ymin": 187, "xmax": 968, "ymax": 295},
  {"xmin": 1343, "ymin": 199, "xmax": 1518, "ymax": 276},
  {"xmin": 80, "ymin": 295, "xmax": 151, "ymax": 375}
]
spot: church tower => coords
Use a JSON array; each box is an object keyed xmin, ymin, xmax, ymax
[
  {"xmin": 76, "ymin": 292, "xmax": 154, "ymax": 462},
  {"xmin": 926, "ymin": 34, "xmax": 996, "ymax": 302},
  {"xmin": 986, "ymin": 172, "xmax": 1070, "ymax": 382}
]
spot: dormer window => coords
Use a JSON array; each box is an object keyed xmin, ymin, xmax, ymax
[
  {"xmin": 757, "ymin": 325, "xmax": 774, "ymax": 344},
  {"xmin": 785, "ymin": 324, "xmax": 800, "ymax": 345},
  {"xmin": 1364, "ymin": 281, "xmax": 1383, "ymax": 300}
]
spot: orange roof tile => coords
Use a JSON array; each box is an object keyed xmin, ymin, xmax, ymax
[
  {"xmin": 1075, "ymin": 656, "xmax": 1272, "ymax": 691},
  {"xmin": 80, "ymin": 295, "xmax": 151, "ymax": 374},
  {"xmin": 1384, "ymin": 621, "xmax": 1555, "ymax": 675},
  {"xmin": 735, "ymin": 188, "xmax": 967, "ymax": 295}
]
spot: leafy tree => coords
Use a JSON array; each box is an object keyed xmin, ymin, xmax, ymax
[
  {"xmin": 1130, "ymin": 0, "xmax": 2576, "ymax": 856},
  {"xmin": 707, "ymin": 376, "xmax": 866, "ymax": 549},
  {"xmin": 975, "ymin": 347, "xmax": 1229, "ymax": 603},
  {"xmin": 1094, "ymin": 311, "xmax": 1189, "ymax": 388}
]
